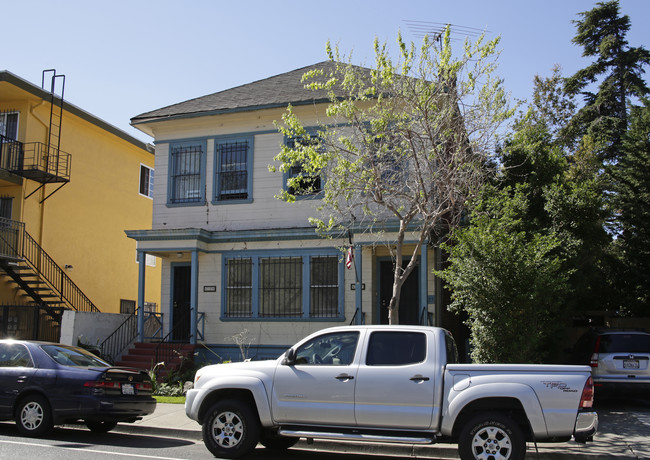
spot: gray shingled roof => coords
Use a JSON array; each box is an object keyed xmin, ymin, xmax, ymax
[{"xmin": 131, "ymin": 61, "xmax": 366, "ymax": 125}]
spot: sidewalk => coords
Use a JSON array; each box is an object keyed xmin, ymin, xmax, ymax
[{"xmin": 114, "ymin": 403, "xmax": 650, "ymax": 459}]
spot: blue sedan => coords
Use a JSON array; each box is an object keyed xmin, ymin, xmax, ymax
[{"xmin": 0, "ymin": 339, "xmax": 156, "ymax": 436}]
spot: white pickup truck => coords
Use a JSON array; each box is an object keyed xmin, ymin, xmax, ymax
[{"xmin": 186, "ymin": 325, "xmax": 598, "ymax": 460}]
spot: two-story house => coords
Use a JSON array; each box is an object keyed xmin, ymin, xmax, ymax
[
  {"xmin": 127, "ymin": 62, "xmax": 447, "ymax": 361},
  {"xmin": 0, "ymin": 70, "xmax": 161, "ymax": 341}
]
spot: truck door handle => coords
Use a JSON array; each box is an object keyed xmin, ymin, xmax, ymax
[
  {"xmin": 335, "ymin": 374, "xmax": 354, "ymax": 381},
  {"xmin": 410, "ymin": 374, "xmax": 430, "ymax": 382}
]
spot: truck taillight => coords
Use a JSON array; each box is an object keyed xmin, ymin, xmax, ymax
[{"xmin": 579, "ymin": 376, "xmax": 594, "ymax": 409}]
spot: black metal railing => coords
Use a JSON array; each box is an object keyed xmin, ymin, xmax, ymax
[
  {"xmin": 0, "ymin": 134, "xmax": 24, "ymax": 171},
  {"xmin": 0, "ymin": 134, "xmax": 71, "ymax": 183},
  {"xmin": 99, "ymin": 310, "xmax": 163, "ymax": 364},
  {"xmin": 0, "ymin": 218, "xmax": 24, "ymax": 260},
  {"xmin": 20, "ymin": 226, "xmax": 100, "ymax": 312},
  {"xmin": 153, "ymin": 310, "xmax": 204, "ymax": 366}
]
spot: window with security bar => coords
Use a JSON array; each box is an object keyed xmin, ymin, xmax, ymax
[
  {"xmin": 285, "ymin": 134, "xmax": 323, "ymax": 196},
  {"xmin": 259, "ymin": 257, "xmax": 302, "ymax": 317},
  {"xmin": 225, "ymin": 258, "xmax": 253, "ymax": 317},
  {"xmin": 169, "ymin": 142, "xmax": 204, "ymax": 204},
  {"xmin": 0, "ymin": 112, "xmax": 18, "ymax": 140},
  {"xmin": 223, "ymin": 253, "xmax": 341, "ymax": 319},
  {"xmin": 310, "ymin": 256, "xmax": 339, "ymax": 317},
  {"xmin": 216, "ymin": 138, "xmax": 251, "ymax": 201}
]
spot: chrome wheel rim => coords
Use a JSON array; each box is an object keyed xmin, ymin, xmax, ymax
[
  {"xmin": 21, "ymin": 402, "xmax": 44, "ymax": 431},
  {"xmin": 471, "ymin": 425, "xmax": 512, "ymax": 460},
  {"xmin": 211, "ymin": 410, "xmax": 244, "ymax": 448}
]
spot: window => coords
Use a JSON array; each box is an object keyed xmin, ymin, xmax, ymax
[
  {"xmin": 225, "ymin": 258, "xmax": 253, "ymax": 317},
  {"xmin": 135, "ymin": 252, "xmax": 157, "ymax": 267},
  {"xmin": 215, "ymin": 137, "xmax": 252, "ymax": 202},
  {"xmin": 0, "ymin": 196, "xmax": 13, "ymax": 219},
  {"xmin": 366, "ymin": 331, "xmax": 426, "ymax": 366},
  {"xmin": 294, "ymin": 331, "xmax": 360, "ymax": 366},
  {"xmin": 139, "ymin": 164, "xmax": 154, "ymax": 198},
  {"xmin": 0, "ymin": 112, "xmax": 18, "ymax": 140},
  {"xmin": 223, "ymin": 252, "xmax": 341, "ymax": 320},
  {"xmin": 285, "ymin": 134, "xmax": 323, "ymax": 197},
  {"xmin": 120, "ymin": 299, "xmax": 136, "ymax": 314},
  {"xmin": 169, "ymin": 141, "xmax": 205, "ymax": 204},
  {"xmin": 0, "ymin": 343, "xmax": 33, "ymax": 367}
]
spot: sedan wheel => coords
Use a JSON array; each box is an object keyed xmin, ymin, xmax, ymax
[{"xmin": 16, "ymin": 395, "xmax": 53, "ymax": 437}]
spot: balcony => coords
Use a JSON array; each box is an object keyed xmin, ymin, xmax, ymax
[{"xmin": 0, "ymin": 134, "xmax": 71, "ymax": 184}]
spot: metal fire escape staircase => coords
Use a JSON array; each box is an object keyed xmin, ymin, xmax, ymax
[{"xmin": 22, "ymin": 69, "xmax": 71, "ymax": 203}]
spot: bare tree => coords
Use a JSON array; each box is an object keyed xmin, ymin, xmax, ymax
[{"xmin": 272, "ymin": 28, "xmax": 514, "ymax": 324}]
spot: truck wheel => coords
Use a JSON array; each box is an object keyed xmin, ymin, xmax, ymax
[
  {"xmin": 202, "ymin": 399, "xmax": 261, "ymax": 459},
  {"xmin": 458, "ymin": 412, "xmax": 525, "ymax": 460},
  {"xmin": 260, "ymin": 431, "xmax": 299, "ymax": 451}
]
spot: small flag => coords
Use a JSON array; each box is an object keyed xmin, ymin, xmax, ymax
[{"xmin": 346, "ymin": 246, "xmax": 354, "ymax": 269}]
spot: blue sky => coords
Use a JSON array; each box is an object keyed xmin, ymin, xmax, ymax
[{"xmin": 4, "ymin": 0, "xmax": 649, "ymax": 143}]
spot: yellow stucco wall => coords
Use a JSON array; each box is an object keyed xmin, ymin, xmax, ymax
[{"xmin": 0, "ymin": 75, "xmax": 161, "ymax": 313}]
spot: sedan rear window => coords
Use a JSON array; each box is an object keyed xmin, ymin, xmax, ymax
[
  {"xmin": 42, "ymin": 344, "xmax": 109, "ymax": 367},
  {"xmin": 599, "ymin": 334, "xmax": 650, "ymax": 353}
]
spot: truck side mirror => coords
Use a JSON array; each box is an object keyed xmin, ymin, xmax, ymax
[{"xmin": 283, "ymin": 348, "xmax": 296, "ymax": 365}]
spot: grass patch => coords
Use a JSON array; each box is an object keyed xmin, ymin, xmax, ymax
[{"xmin": 154, "ymin": 395, "xmax": 186, "ymax": 404}]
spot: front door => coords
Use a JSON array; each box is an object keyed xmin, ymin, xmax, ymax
[
  {"xmin": 172, "ymin": 265, "xmax": 191, "ymax": 342},
  {"xmin": 379, "ymin": 260, "xmax": 419, "ymax": 325}
]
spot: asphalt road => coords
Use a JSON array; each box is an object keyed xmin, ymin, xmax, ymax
[{"xmin": 0, "ymin": 423, "xmax": 456, "ymax": 460}]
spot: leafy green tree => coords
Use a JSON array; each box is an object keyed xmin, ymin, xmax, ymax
[
  {"xmin": 610, "ymin": 100, "xmax": 650, "ymax": 315},
  {"xmin": 438, "ymin": 185, "xmax": 569, "ymax": 363},
  {"xmin": 273, "ymin": 29, "xmax": 514, "ymax": 324},
  {"xmin": 564, "ymin": 0, "xmax": 650, "ymax": 162}
]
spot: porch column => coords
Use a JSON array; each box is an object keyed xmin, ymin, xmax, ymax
[
  {"xmin": 137, "ymin": 250, "xmax": 146, "ymax": 341},
  {"xmin": 190, "ymin": 249, "xmax": 199, "ymax": 345},
  {"xmin": 420, "ymin": 243, "xmax": 428, "ymax": 325},
  {"xmin": 354, "ymin": 243, "xmax": 363, "ymax": 325}
]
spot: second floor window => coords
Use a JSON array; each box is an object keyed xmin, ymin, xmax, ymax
[
  {"xmin": 169, "ymin": 141, "xmax": 204, "ymax": 204},
  {"xmin": 139, "ymin": 164, "xmax": 154, "ymax": 198},
  {"xmin": 0, "ymin": 112, "xmax": 18, "ymax": 140},
  {"xmin": 285, "ymin": 134, "xmax": 323, "ymax": 197},
  {"xmin": 215, "ymin": 137, "xmax": 252, "ymax": 202}
]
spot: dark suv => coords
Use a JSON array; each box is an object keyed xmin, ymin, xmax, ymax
[{"xmin": 570, "ymin": 329, "xmax": 650, "ymax": 398}]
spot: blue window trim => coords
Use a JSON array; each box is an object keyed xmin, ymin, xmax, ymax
[
  {"xmin": 282, "ymin": 129, "xmax": 324, "ymax": 201},
  {"xmin": 167, "ymin": 139, "xmax": 207, "ymax": 207},
  {"xmin": 212, "ymin": 134, "xmax": 254, "ymax": 205},
  {"xmin": 220, "ymin": 248, "xmax": 345, "ymax": 322}
]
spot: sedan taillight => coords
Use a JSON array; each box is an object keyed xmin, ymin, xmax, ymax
[
  {"xmin": 84, "ymin": 380, "xmax": 121, "ymax": 389},
  {"xmin": 579, "ymin": 376, "xmax": 595, "ymax": 409}
]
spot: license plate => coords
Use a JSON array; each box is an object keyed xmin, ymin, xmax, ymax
[
  {"xmin": 623, "ymin": 359, "xmax": 640, "ymax": 369},
  {"xmin": 121, "ymin": 383, "xmax": 135, "ymax": 395}
]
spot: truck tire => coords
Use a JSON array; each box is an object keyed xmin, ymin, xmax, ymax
[
  {"xmin": 458, "ymin": 412, "xmax": 525, "ymax": 460},
  {"xmin": 202, "ymin": 399, "xmax": 261, "ymax": 459}
]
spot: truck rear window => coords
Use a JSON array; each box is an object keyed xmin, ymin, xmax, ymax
[{"xmin": 366, "ymin": 331, "xmax": 426, "ymax": 366}]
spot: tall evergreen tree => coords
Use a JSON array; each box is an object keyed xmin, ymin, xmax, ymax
[
  {"xmin": 610, "ymin": 100, "xmax": 650, "ymax": 315},
  {"xmin": 564, "ymin": 0, "xmax": 650, "ymax": 162}
]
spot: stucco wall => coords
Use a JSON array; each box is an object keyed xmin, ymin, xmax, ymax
[{"xmin": 60, "ymin": 310, "xmax": 131, "ymax": 347}]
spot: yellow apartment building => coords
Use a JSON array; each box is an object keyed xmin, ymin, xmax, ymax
[{"xmin": 0, "ymin": 70, "xmax": 160, "ymax": 341}]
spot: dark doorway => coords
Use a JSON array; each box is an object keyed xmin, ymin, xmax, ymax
[
  {"xmin": 379, "ymin": 260, "xmax": 419, "ymax": 325},
  {"xmin": 172, "ymin": 265, "xmax": 191, "ymax": 342}
]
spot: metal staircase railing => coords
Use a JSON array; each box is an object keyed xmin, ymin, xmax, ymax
[
  {"xmin": 99, "ymin": 310, "xmax": 163, "ymax": 364},
  {"xmin": 0, "ymin": 217, "xmax": 100, "ymax": 312},
  {"xmin": 22, "ymin": 230, "xmax": 100, "ymax": 312}
]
